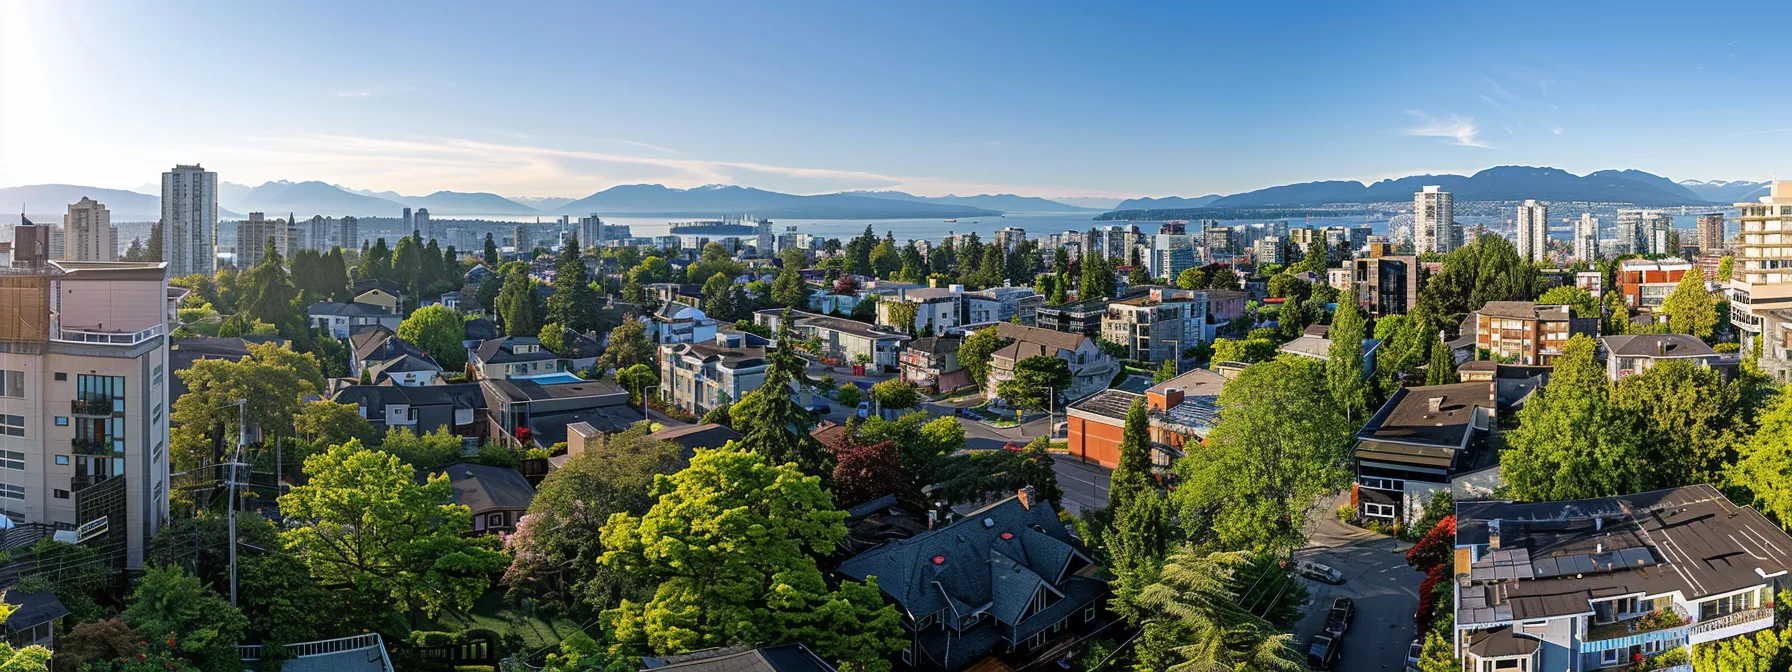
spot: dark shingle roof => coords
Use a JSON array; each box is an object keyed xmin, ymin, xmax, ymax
[
  {"xmin": 643, "ymin": 643, "xmax": 837, "ymax": 672},
  {"xmin": 838, "ymin": 494, "xmax": 1093, "ymax": 625},
  {"xmin": 368, "ymin": 354, "xmax": 444, "ymax": 378},
  {"xmin": 907, "ymin": 336, "xmax": 963, "ymax": 357},
  {"xmin": 1463, "ymin": 628, "xmax": 1540, "ymax": 659},
  {"xmin": 1600, "ymin": 333, "xmax": 1717, "ymax": 358},
  {"xmin": 527, "ymin": 407, "xmax": 647, "ymax": 446},
  {"xmin": 352, "ymin": 278, "xmax": 402, "ymax": 297},
  {"xmin": 648, "ymin": 423, "xmax": 743, "ymax": 452},
  {"xmin": 485, "ymin": 377, "xmax": 626, "ymax": 404},
  {"xmin": 464, "ymin": 317, "xmax": 499, "ymax": 341},
  {"xmin": 1357, "ymin": 382, "xmax": 1492, "ymax": 448},
  {"xmin": 1067, "ymin": 389, "xmax": 1140, "ymax": 422},
  {"xmin": 308, "ymin": 301, "xmax": 394, "ymax": 318},
  {"xmin": 2, "ymin": 591, "xmax": 68, "ymax": 631},
  {"xmin": 422, "ymin": 463, "xmax": 535, "ymax": 513},
  {"xmin": 472, "ymin": 336, "xmax": 561, "ymax": 365}
]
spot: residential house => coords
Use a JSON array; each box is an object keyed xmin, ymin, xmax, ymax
[
  {"xmin": 806, "ymin": 290, "xmax": 864, "ymax": 316},
  {"xmin": 1325, "ymin": 267, "xmax": 1353, "ymax": 293},
  {"xmin": 331, "ymin": 382, "xmax": 487, "ymax": 439},
  {"xmin": 659, "ymin": 341, "xmax": 770, "ymax": 417},
  {"xmin": 837, "ymin": 488, "xmax": 1109, "ymax": 671},
  {"xmin": 646, "ymin": 422, "xmax": 745, "ymax": 457},
  {"xmin": 482, "ymin": 377, "xmax": 641, "ymax": 447},
  {"xmin": 1354, "ymin": 382, "xmax": 1498, "ymax": 524},
  {"xmin": 1599, "ymin": 334, "xmax": 1739, "ymax": 381},
  {"xmin": 640, "ymin": 644, "xmax": 838, "ymax": 672},
  {"xmin": 900, "ymin": 336, "xmax": 969, "ymax": 393},
  {"xmin": 1099, "ymin": 288, "xmax": 1208, "ymax": 362},
  {"xmin": 1194, "ymin": 289, "xmax": 1249, "ymax": 340},
  {"xmin": 1275, "ymin": 333, "xmax": 1381, "ymax": 378},
  {"xmin": 365, "ymin": 354, "xmax": 446, "ymax": 386},
  {"xmin": 470, "ymin": 336, "xmax": 567, "ymax": 380},
  {"xmin": 1353, "ymin": 256, "xmax": 1421, "ymax": 317},
  {"xmin": 986, "ymin": 322, "xmax": 1117, "ymax": 403},
  {"xmin": 421, "ymin": 462, "xmax": 535, "ymax": 536},
  {"xmin": 352, "ymin": 287, "xmax": 400, "ymax": 314},
  {"xmin": 2, "ymin": 592, "xmax": 68, "ymax": 650},
  {"xmin": 1617, "ymin": 257, "xmax": 1692, "ymax": 311},
  {"xmin": 462, "ymin": 317, "xmax": 499, "ymax": 344},
  {"xmin": 788, "ymin": 313, "xmax": 912, "ymax": 371},
  {"xmin": 352, "ymin": 278, "xmax": 402, "ymax": 300},
  {"xmin": 645, "ymin": 282, "xmax": 704, "ymax": 308},
  {"xmin": 349, "ymin": 327, "xmax": 433, "ymax": 378},
  {"xmin": 167, "ymin": 336, "xmax": 265, "ymax": 401},
  {"xmin": 1452, "ymin": 485, "xmax": 1792, "ymax": 671},
  {"xmin": 966, "ymin": 287, "xmax": 1044, "ymax": 326},
  {"xmin": 308, "ymin": 302, "xmax": 401, "ymax": 338},
  {"xmin": 1472, "ymin": 302, "xmax": 1595, "ymax": 365},
  {"xmin": 645, "ymin": 301, "xmax": 721, "ymax": 345}
]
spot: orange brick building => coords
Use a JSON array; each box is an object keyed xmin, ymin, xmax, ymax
[{"xmin": 1065, "ymin": 389, "xmax": 1137, "ymax": 468}]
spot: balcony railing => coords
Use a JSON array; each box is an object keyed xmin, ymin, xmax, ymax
[
  {"xmin": 70, "ymin": 397, "xmax": 118, "ymax": 416},
  {"xmin": 1585, "ymin": 606, "xmax": 1690, "ymax": 648},
  {"xmin": 70, "ymin": 437, "xmax": 121, "ymax": 456},
  {"xmin": 1689, "ymin": 607, "xmax": 1773, "ymax": 641},
  {"xmin": 53, "ymin": 324, "xmax": 164, "ymax": 346}
]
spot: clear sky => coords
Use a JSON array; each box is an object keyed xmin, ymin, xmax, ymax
[{"xmin": 3, "ymin": 1, "xmax": 1789, "ymax": 200}]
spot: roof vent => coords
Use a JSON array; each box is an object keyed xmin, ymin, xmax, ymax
[
  {"xmin": 1427, "ymin": 397, "xmax": 1445, "ymax": 413},
  {"xmin": 1000, "ymin": 532, "xmax": 1014, "ymax": 540},
  {"xmin": 982, "ymin": 517, "xmax": 996, "ymax": 528},
  {"xmin": 931, "ymin": 555, "xmax": 945, "ymax": 565}
]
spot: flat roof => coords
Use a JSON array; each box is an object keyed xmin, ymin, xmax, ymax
[{"xmin": 1356, "ymin": 382, "xmax": 1492, "ymax": 448}]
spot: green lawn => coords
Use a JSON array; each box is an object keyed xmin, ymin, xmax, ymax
[{"xmin": 421, "ymin": 588, "xmax": 590, "ymax": 653}]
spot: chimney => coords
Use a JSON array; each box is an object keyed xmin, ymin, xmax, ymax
[
  {"xmin": 1427, "ymin": 396, "xmax": 1445, "ymax": 413},
  {"xmin": 1164, "ymin": 387, "xmax": 1185, "ymax": 409},
  {"xmin": 1658, "ymin": 339, "xmax": 1669, "ymax": 356},
  {"xmin": 1488, "ymin": 519, "xmax": 1502, "ymax": 550},
  {"xmin": 1017, "ymin": 485, "xmax": 1037, "ymax": 510}
]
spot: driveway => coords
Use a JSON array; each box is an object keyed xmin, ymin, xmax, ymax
[{"xmin": 1291, "ymin": 493, "xmax": 1421, "ymax": 672}]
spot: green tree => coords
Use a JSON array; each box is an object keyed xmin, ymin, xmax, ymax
[
  {"xmin": 1175, "ymin": 267, "xmax": 1207, "ymax": 291},
  {"xmin": 1603, "ymin": 290, "xmax": 1631, "ymax": 336},
  {"xmin": 483, "ymin": 232, "xmax": 499, "ymax": 266},
  {"xmin": 772, "ymin": 266, "xmax": 809, "ymax": 309},
  {"xmin": 734, "ymin": 340, "xmax": 830, "ymax": 477},
  {"xmin": 1415, "ymin": 631, "xmax": 1458, "ymax": 672},
  {"xmin": 1611, "ymin": 360, "xmax": 1742, "ymax": 492},
  {"xmin": 398, "ymin": 304, "xmax": 469, "ymax": 370},
  {"xmin": 548, "ymin": 234, "xmax": 600, "ymax": 332},
  {"xmin": 292, "ymin": 400, "xmax": 377, "ymax": 451},
  {"xmin": 1152, "ymin": 358, "xmax": 1178, "ymax": 384},
  {"xmin": 869, "ymin": 238, "xmax": 900, "ymax": 279},
  {"xmin": 1537, "ymin": 285, "xmax": 1599, "ymax": 319},
  {"xmin": 835, "ymin": 384, "xmax": 862, "ymax": 407},
  {"xmin": 539, "ymin": 321, "xmax": 569, "ymax": 357},
  {"xmin": 957, "ymin": 327, "xmax": 1010, "ymax": 390},
  {"xmin": 701, "ymin": 271, "xmax": 742, "ymax": 322},
  {"xmin": 1105, "ymin": 488, "xmax": 1171, "ymax": 622},
  {"xmin": 171, "ymin": 343, "xmax": 324, "ymax": 473},
  {"xmin": 392, "ymin": 235, "xmax": 424, "ymax": 299},
  {"xmin": 358, "ymin": 238, "xmax": 392, "ymax": 281},
  {"xmin": 871, "ymin": 378, "xmax": 920, "ymax": 412},
  {"xmin": 497, "ymin": 265, "xmax": 540, "ymax": 336},
  {"xmin": 1050, "ymin": 272, "xmax": 1069, "ymax": 304},
  {"xmin": 1210, "ymin": 337, "xmax": 1276, "ymax": 364},
  {"xmin": 1172, "ymin": 357, "xmax": 1352, "ymax": 551},
  {"xmin": 934, "ymin": 437, "xmax": 1063, "ymax": 507},
  {"xmin": 994, "ymin": 356, "xmax": 1069, "ymax": 414},
  {"xmin": 239, "ymin": 238, "xmax": 299, "ymax": 332},
  {"xmin": 121, "ymin": 565, "xmax": 248, "ymax": 672},
  {"xmin": 1719, "ymin": 256, "xmax": 1734, "ymax": 282},
  {"xmin": 503, "ymin": 425, "xmax": 686, "ymax": 611},
  {"xmin": 597, "ymin": 317, "xmax": 655, "ymax": 375},
  {"xmin": 1690, "ymin": 627, "xmax": 1789, "ymax": 672},
  {"xmin": 1734, "ymin": 392, "xmax": 1792, "ymax": 528},
  {"xmin": 1662, "ymin": 267, "xmax": 1718, "ymax": 340},
  {"xmin": 378, "ymin": 425, "xmax": 465, "ymax": 470},
  {"xmin": 617, "ymin": 363, "xmax": 658, "ymax": 406},
  {"xmin": 1080, "ymin": 249, "xmax": 1112, "ymax": 300},
  {"xmin": 1327, "ymin": 300, "xmax": 1368, "ymax": 420},
  {"xmin": 883, "ymin": 300, "xmax": 919, "ymax": 334},
  {"xmin": 278, "ymin": 440, "xmax": 508, "ymax": 625},
  {"xmin": 1425, "ymin": 336, "xmax": 1459, "ymax": 385},
  {"xmin": 1502, "ymin": 335, "xmax": 1642, "ymax": 501},
  {"xmin": 1134, "ymin": 549, "xmax": 1303, "ymax": 672},
  {"xmin": 601, "ymin": 447, "xmax": 900, "ymax": 664},
  {"xmin": 1108, "ymin": 397, "xmax": 1155, "ymax": 510}
]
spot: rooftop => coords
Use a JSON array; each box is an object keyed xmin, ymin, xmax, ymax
[
  {"xmin": 1067, "ymin": 388, "xmax": 1141, "ymax": 421},
  {"xmin": 421, "ymin": 463, "xmax": 536, "ymax": 513},
  {"xmin": 1276, "ymin": 335, "xmax": 1382, "ymax": 361},
  {"xmin": 472, "ymin": 336, "xmax": 562, "ymax": 365},
  {"xmin": 648, "ymin": 423, "xmax": 744, "ymax": 453},
  {"xmin": 307, "ymin": 301, "xmax": 394, "ymax": 318},
  {"xmin": 641, "ymin": 644, "xmax": 837, "ymax": 672},
  {"xmin": 1599, "ymin": 333, "xmax": 1718, "ymax": 359},
  {"xmin": 994, "ymin": 321, "xmax": 1088, "ymax": 353},
  {"xmin": 1456, "ymin": 484, "xmax": 1792, "ymax": 625},
  {"xmin": 666, "ymin": 342, "xmax": 769, "ymax": 369},
  {"xmin": 799, "ymin": 314, "xmax": 910, "ymax": 342},
  {"xmin": 1477, "ymin": 301, "xmax": 1571, "ymax": 321},
  {"xmin": 1357, "ymin": 382, "xmax": 1493, "ymax": 450},
  {"xmin": 485, "ymin": 377, "xmax": 626, "ymax": 404}
]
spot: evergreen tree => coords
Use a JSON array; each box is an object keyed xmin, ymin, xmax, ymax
[
  {"xmin": 144, "ymin": 220, "xmax": 164, "ymax": 262},
  {"xmin": 1327, "ymin": 300, "xmax": 1368, "ymax": 419},
  {"xmin": 497, "ymin": 266, "xmax": 540, "ymax": 336},
  {"xmin": 1050, "ymin": 273, "xmax": 1069, "ymax": 304},
  {"xmin": 1080, "ymin": 250, "xmax": 1110, "ymax": 300},
  {"xmin": 772, "ymin": 266, "xmax": 809, "ymax": 309},
  {"xmin": 977, "ymin": 245, "xmax": 1004, "ymax": 289},
  {"xmin": 240, "ymin": 238, "xmax": 299, "ymax": 333},
  {"xmin": 547, "ymin": 234, "xmax": 599, "ymax": 332},
  {"xmin": 735, "ymin": 330, "xmax": 831, "ymax": 478},
  {"xmin": 324, "ymin": 247, "xmax": 350, "ymax": 300},
  {"xmin": 1424, "ymin": 331, "xmax": 1458, "ymax": 385},
  {"xmin": 483, "ymin": 232, "xmax": 499, "ymax": 266},
  {"xmin": 1107, "ymin": 489, "xmax": 1171, "ymax": 622},
  {"xmin": 1053, "ymin": 246, "xmax": 1071, "ymax": 277},
  {"xmin": 360, "ymin": 238, "xmax": 392, "ymax": 281},
  {"xmin": 1109, "ymin": 398, "xmax": 1155, "ymax": 510},
  {"xmin": 392, "ymin": 235, "xmax": 423, "ymax": 301},
  {"xmin": 1603, "ymin": 290, "xmax": 1631, "ymax": 336}
]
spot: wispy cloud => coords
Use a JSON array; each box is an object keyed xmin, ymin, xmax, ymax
[
  {"xmin": 1551, "ymin": 127, "xmax": 1564, "ymax": 136},
  {"xmin": 335, "ymin": 90, "xmax": 373, "ymax": 98},
  {"xmin": 198, "ymin": 133, "xmax": 1139, "ymax": 200},
  {"xmin": 1403, "ymin": 111, "xmax": 1492, "ymax": 148},
  {"xmin": 612, "ymin": 139, "xmax": 685, "ymax": 156}
]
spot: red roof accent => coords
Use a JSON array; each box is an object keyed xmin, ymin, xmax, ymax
[{"xmin": 1000, "ymin": 532, "xmax": 1014, "ymax": 540}]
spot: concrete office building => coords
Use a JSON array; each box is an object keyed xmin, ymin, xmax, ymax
[
  {"xmin": 0, "ymin": 260, "xmax": 172, "ymax": 569},
  {"xmin": 160, "ymin": 164, "xmax": 218, "ymax": 278},
  {"xmin": 1515, "ymin": 200, "xmax": 1548, "ymax": 262},
  {"xmin": 1573, "ymin": 214, "xmax": 1600, "ymax": 262},
  {"xmin": 1414, "ymin": 186, "xmax": 1458, "ymax": 254},
  {"xmin": 63, "ymin": 198, "xmax": 116, "ymax": 262}
]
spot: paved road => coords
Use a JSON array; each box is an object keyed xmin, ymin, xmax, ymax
[
  {"xmin": 1291, "ymin": 493, "xmax": 1422, "ymax": 672},
  {"xmin": 1050, "ymin": 455, "xmax": 1112, "ymax": 516}
]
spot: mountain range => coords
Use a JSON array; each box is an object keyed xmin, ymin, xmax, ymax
[
  {"xmin": 1112, "ymin": 167, "xmax": 1743, "ymax": 212},
  {"xmin": 840, "ymin": 190, "xmax": 1097, "ymax": 212},
  {"xmin": 550, "ymin": 184, "xmax": 1000, "ymax": 218}
]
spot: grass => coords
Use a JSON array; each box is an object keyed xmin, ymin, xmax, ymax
[{"xmin": 421, "ymin": 589, "xmax": 591, "ymax": 654}]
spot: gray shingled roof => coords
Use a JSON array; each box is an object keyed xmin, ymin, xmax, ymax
[
  {"xmin": 472, "ymin": 336, "xmax": 561, "ymax": 365},
  {"xmin": 422, "ymin": 463, "xmax": 536, "ymax": 513}
]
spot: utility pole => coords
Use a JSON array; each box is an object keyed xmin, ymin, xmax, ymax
[{"xmin": 228, "ymin": 399, "xmax": 245, "ymax": 607}]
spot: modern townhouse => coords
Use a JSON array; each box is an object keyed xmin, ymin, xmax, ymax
[
  {"xmin": 1098, "ymin": 288, "xmax": 1208, "ymax": 363},
  {"xmin": 986, "ymin": 322, "xmax": 1117, "ymax": 403},
  {"xmin": 1354, "ymin": 382, "xmax": 1499, "ymax": 524},
  {"xmin": 659, "ymin": 340, "xmax": 770, "ymax": 417},
  {"xmin": 332, "ymin": 383, "xmax": 486, "ymax": 440}
]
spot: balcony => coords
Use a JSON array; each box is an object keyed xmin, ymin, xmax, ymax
[
  {"xmin": 54, "ymin": 323, "xmax": 165, "ymax": 346},
  {"xmin": 70, "ymin": 397, "xmax": 119, "ymax": 416},
  {"xmin": 1688, "ymin": 607, "xmax": 1774, "ymax": 645},
  {"xmin": 70, "ymin": 437, "xmax": 121, "ymax": 457},
  {"xmin": 1584, "ymin": 607, "xmax": 1689, "ymax": 651}
]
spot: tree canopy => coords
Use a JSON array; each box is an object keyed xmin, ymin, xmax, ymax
[{"xmin": 398, "ymin": 304, "xmax": 468, "ymax": 370}]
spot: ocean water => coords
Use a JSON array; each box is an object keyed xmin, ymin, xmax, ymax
[{"xmin": 594, "ymin": 211, "xmax": 1400, "ymax": 245}]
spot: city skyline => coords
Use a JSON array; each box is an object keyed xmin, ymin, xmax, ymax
[{"xmin": 7, "ymin": 2, "xmax": 1792, "ymax": 201}]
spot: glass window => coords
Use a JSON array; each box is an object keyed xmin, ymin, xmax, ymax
[
  {"xmin": 52, "ymin": 489, "xmax": 68, "ymax": 500},
  {"xmin": 54, "ymin": 417, "xmax": 67, "ymax": 427},
  {"xmin": 0, "ymin": 416, "xmax": 21, "ymax": 437},
  {"xmin": 54, "ymin": 456, "xmax": 68, "ymax": 466},
  {"xmin": 0, "ymin": 484, "xmax": 23, "ymax": 500},
  {"xmin": 0, "ymin": 451, "xmax": 22, "ymax": 471},
  {"xmin": 0, "ymin": 371, "xmax": 21, "ymax": 399}
]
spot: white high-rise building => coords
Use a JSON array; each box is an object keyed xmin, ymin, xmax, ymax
[
  {"xmin": 336, "ymin": 216, "xmax": 359, "ymax": 251},
  {"xmin": 303, "ymin": 215, "xmax": 333, "ymax": 251},
  {"xmin": 1515, "ymin": 200, "xmax": 1549, "ymax": 262},
  {"xmin": 1414, "ymin": 186, "xmax": 1457, "ymax": 254},
  {"xmin": 161, "ymin": 164, "xmax": 217, "ymax": 277},
  {"xmin": 64, "ymin": 197, "xmax": 116, "ymax": 262},
  {"xmin": 1573, "ymin": 214, "xmax": 1600, "ymax": 262}
]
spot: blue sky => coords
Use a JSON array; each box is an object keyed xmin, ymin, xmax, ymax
[{"xmin": 3, "ymin": 1, "xmax": 1788, "ymax": 201}]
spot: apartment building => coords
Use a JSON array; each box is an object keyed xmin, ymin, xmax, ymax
[
  {"xmin": 1617, "ymin": 209, "xmax": 1673, "ymax": 255},
  {"xmin": 1515, "ymin": 200, "xmax": 1548, "ymax": 262},
  {"xmin": 969, "ymin": 287, "xmax": 1044, "ymax": 327},
  {"xmin": 658, "ymin": 341, "xmax": 769, "ymax": 417},
  {"xmin": 0, "ymin": 261, "xmax": 171, "ymax": 569},
  {"xmin": 1573, "ymin": 213, "xmax": 1600, "ymax": 262},
  {"xmin": 1353, "ymin": 256, "xmax": 1421, "ymax": 317},
  {"xmin": 1731, "ymin": 182, "xmax": 1792, "ymax": 363},
  {"xmin": 1598, "ymin": 334, "xmax": 1738, "ymax": 381},
  {"xmin": 876, "ymin": 287, "xmax": 962, "ymax": 334},
  {"xmin": 1696, "ymin": 213, "xmax": 1725, "ymax": 254},
  {"xmin": 899, "ymin": 336, "xmax": 968, "ymax": 393},
  {"xmin": 63, "ymin": 198, "xmax": 116, "ymax": 262},
  {"xmin": 1471, "ymin": 302, "xmax": 1592, "ymax": 365},
  {"xmin": 1099, "ymin": 288, "xmax": 1207, "ymax": 362},
  {"xmin": 235, "ymin": 212, "xmax": 292, "ymax": 269},
  {"xmin": 1452, "ymin": 485, "xmax": 1792, "ymax": 671},
  {"xmin": 1616, "ymin": 258, "xmax": 1692, "ymax": 311},
  {"xmin": 985, "ymin": 322, "xmax": 1117, "ymax": 403},
  {"xmin": 1037, "ymin": 298, "xmax": 1110, "ymax": 337},
  {"xmin": 161, "ymin": 164, "xmax": 217, "ymax": 278},
  {"xmin": 1414, "ymin": 186, "xmax": 1458, "ymax": 255}
]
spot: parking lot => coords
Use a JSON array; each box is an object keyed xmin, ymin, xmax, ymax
[{"xmin": 1291, "ymin": 497, "xmax": 1422, "ymax": 671}]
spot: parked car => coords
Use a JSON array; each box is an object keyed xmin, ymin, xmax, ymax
[
  {"xmin": 1053, "ymin": 421, "xmax": 1068, "ymax": 437},
  {"xmin": 1306, "ymin": 634, "xmax": 1340, "ymax": 670},
  {"xmin": 856, "ymin": 401, "xmax": 871, "ymax": 419},
  {"xmin": 1003, "ymin": 440, "xmax": 1028, "ymax": 451},
  {"xmin": 802, "ymin": 399, "xmax": 829, "ymax": 414},
  {"xmin": 1405, "ymin": 638, "xmax": 1423, "ymax": 670},
  {"xmin": 1297, "ymin": 561, "xmax": 1345, "ymax": 585},
  {"xmin": 1324, "ymin": 597, "xmax": 1354, "ymax": 637}
]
